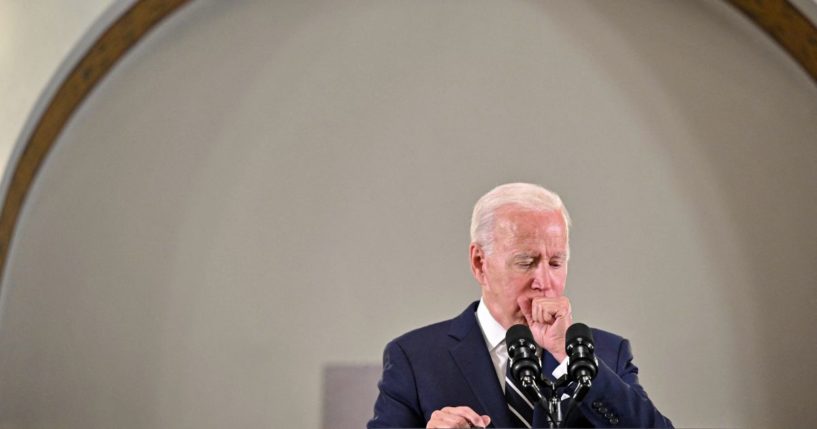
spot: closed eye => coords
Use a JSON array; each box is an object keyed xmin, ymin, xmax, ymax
[{"xmin": 513, "ymin": 254, "xmax": 540, "ymax": 269}]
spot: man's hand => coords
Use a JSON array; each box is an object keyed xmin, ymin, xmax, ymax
[
  {"xmin": 520, "ymin": 296, "xmax": 572, "ymax": 362},
  {"xmin": 426, "ymin": 406, "xmax": 491, "ymax": 428}
]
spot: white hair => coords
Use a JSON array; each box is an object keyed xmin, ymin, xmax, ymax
[{"xmin": 470, "ymin": 183, "xmax": 571, "ymax": 255}]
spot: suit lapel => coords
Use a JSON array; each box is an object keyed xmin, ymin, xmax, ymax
[{"xmin": 447, "ymin": 303, "xmax": 513, "ymax": 429}]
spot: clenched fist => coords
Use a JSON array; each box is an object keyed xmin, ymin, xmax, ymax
[{"xmin": 518, "ymin": 296, "xmax": 572, "ymax": 362}]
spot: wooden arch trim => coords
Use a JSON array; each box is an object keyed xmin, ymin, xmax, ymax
[
  {"xmin": 0, "ymin": 0, "xmax": 190, "ymax": 286},
  {"xmin": 729, "ymin": 0, "xmax": 817, "ymax": 80},
  {"xmin": 0, "ymin": 0, "xmax": 814, "ymax": 289}
]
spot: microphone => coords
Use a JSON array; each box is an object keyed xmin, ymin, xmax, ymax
[
  {"xmin": 565, "ymin": 323, "xmax": 598, "ymax": 397},
  {"xmin": 505, "ymin": 324, "xmax": 541, "ymax": 389}
]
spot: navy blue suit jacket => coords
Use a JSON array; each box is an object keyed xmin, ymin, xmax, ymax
[{"xmin": 368, "ymin": 302, "xmax": 673, "ymax": 428}]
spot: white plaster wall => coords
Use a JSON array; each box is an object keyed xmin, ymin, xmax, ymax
[{"xmin": 0, "ymin": 1, "xmax": 816, "ymax": 427}]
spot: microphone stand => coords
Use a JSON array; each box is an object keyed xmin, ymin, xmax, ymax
[
  {"xmin": 559, "ymin": 378, "xmax": 591, "ymax": 429},
  {"xmin": 521, "ymin": 374, "xmax": 570, "ymax": 428}
]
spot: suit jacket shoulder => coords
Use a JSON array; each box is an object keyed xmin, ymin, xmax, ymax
[{"xmin": 369, "ymin": 302, "xmax": 513, "ymax": 428}]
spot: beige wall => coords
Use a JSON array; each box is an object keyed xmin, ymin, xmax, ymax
[
  {"xmin": 0, "ymin": 0, "xmax": 115, "ymax": 167},
  {"xmin": 1, "ymin": 0, "xmax": 816, "ymax": 427}
]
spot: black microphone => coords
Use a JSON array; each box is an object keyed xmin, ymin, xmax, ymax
[
  {"xmin": 565, "ymin": 323, "xmax": 598, "ymax": 390},
  {"xmin": 505, "ymin": 324, "xmax": 541, "ymax": 389}
]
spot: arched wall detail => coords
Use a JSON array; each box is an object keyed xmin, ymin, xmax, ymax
[
  {"xmin": 0, "ymin": 0, "xmax": 190, "ymax": 289},
  {"xmin": 729, "ymin": 0, "xmax": 817, "ymax": 80},
  {"xmin": 0, "ymin": 0, "xmax": 814, "ymax": 294}
]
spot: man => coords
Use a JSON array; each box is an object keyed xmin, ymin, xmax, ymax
[{"xmin": 368, "ymin": 183, "xmax": 673, "ymax": 428}]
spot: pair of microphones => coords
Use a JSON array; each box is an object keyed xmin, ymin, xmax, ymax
[{"xmin": 506, "ymin": 323, "xmax": 598, "ymax": 402}]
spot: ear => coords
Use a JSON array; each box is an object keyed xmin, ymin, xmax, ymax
[{"xmin": 469, "ymin": 243, "xmax": 488, "ymax": 286}]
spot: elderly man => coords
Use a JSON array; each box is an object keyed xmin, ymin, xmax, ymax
[{"xmin": 368, "ymin": 183, "xmax": 672, "ymax": 428}]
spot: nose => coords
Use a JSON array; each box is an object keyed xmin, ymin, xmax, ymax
[{"xmin": 530, "ymin": 263, "xmax": 556, "ymax": 297}]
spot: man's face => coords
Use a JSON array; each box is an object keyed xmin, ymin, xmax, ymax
[{"xmin": 470, "ymin": 206, "xmax": 569, "ymax": 329}]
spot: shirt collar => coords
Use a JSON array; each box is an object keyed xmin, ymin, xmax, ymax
[{"xmin": 475, "ymin": 298, "xmax": 507, "ymax": 351}]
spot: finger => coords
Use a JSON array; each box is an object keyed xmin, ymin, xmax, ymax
[
  {"xmin": 532, "ymin": 300, "xmax": 556, "ymax": 323},
  {"xmin": 428, "ymin": 408, "xmax": 472, "ymax": 429},
  {"xmin": 438, "ymin": 415, "xmax": 469, "ymax": 428},
  {"xmin": 557, "ymin": 296, "xmax": 572, "ymax": 316},
  {"xmin": 559, "ymin": 310, "xmax": 573, "ymax": 327},
  {"xmin": 530, "ymin": 299, "xmax": 540, "ymax": 322},
  {"xmin": 542, "ymin": 297, "xmax": 571, "ymax": 319},
  {"xmin": 448, "ymin": 406, "xmax": 489, "ymax": 427},
  {"xmin": 518, "ymin": 297, "xmax": 532, "ymax": 319},
  {"xmin": 542, "ymin": 304, "xmax": 555, "ymax": 324},
  {"xmin": 533, "ymin": 301, "xmax": 545, "ymax": 323},
  {"xmin": 427, "ymin": 410, "xmax": 470, "ymax": 428}
]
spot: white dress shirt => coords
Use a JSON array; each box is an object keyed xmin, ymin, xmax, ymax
[{"xmin": 475, "ymin": 298, "xmax": 568, "ymax": 392}]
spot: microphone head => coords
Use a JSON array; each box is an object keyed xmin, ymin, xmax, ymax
[
  {"xmin": 506, "ymin": 324, "xmax": 534, "ymax": 346},
  {"xmin": 566, "ymin": 323, "xmax": 594, "ymax": 350},
  {"xmin": 505, "ymin": 324, "xmax": 540, "ymax": 385},
  {"xmin": 566, "ymin": 323, "xmax": 598, "ymax": 382}
]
